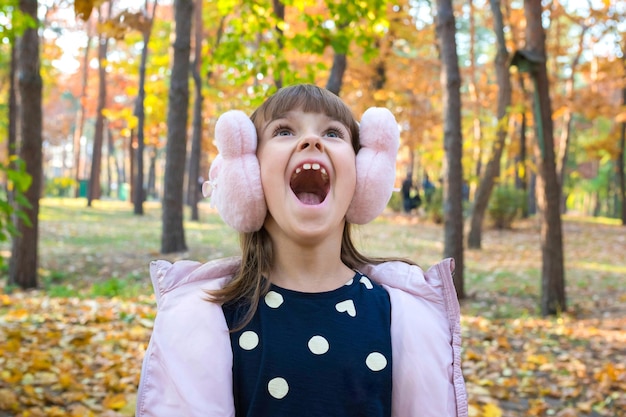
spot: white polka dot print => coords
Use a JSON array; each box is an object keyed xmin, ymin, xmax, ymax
[
  {"xmin": 335, "ymin": 299, "xmax": 356, "ymax": 317},
  {"xmin": 344, "ymin": 278, "xmax": 354, "ymax": 286},
  {"xmin": 239, "ymin": 331, "xmax": 259, "ymax": 350},
  {"xmin": 308, "ymin": 335, "xmax": 330, "ymax": 355},
  {"xmin": 268, "ymin": 377, "xmax": 289, "ymax": 399},
  {"xmin": 265, "ymin": 291, "xmax": 284, "ymax": 308},
  {"xmin": 366, "ymin": 352, "xmax": 387, "ymax": 371},
  {"xmin": 359, "ymin": 276, "xmax": 373, "ymax": 289}
]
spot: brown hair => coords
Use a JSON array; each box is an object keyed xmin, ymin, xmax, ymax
[{"xmin": 208, "ymin": 84, "xmax": 413, "ymax": 331}]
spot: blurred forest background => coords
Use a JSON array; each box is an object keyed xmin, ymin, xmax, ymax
[
  {"xmin": 1, "ymin": 0, "xmax": 625, "ymax": 303},
  {"xmin": 0, "ymin": 0, "xmax": 625, "ymax": 415},
  {"xmin": 2, "ymin": 0, "xmax": 626, "ymax": 311}
]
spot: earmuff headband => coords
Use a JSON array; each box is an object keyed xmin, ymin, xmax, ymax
[{"xmin": 204, "ymin": 107, "xmax": 399, "ymax": 232}]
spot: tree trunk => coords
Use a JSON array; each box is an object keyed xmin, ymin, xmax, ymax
[
  {"xmin": 556, "ymin": 111, "xmax": 572, "ymax": 213},
  {"xmin": 524, "ymin": 0, "xmax": 566, "ymax": 316},
  {"xmin": 326, "ymin": 53, "xmax": 347, "ymax": 96},
  {"xmin": 435, "ymin": 0, "xmax": 465, "ymax": 299},
  {"xmin": 87, "ymin": 5, "xmax": 111, "ymax": 206},
  {"xmin": 106, "ymin": 127, "xmax": 113, "ymax": 197},
  {"xmin": 8, "ymin": 40, "xmax": 17, "ymax": 165},
  {"xmin": 9, "ymin": 0, "xmax": 42, "ymax": 290},
  {"xmin": 148, "ymin": 148, "xmax": 157, "ymax": 199},
  {"xmin": 467, "ymin": 0, "xmax": 512, "ymax": 249},
  {"xmin": 114, "ymin": 134, "xmax": 123, "ymax": 195},
  {"xmin": 129, "ymin": 129, "xmax": 135, "ymax": 203},
  {"xmin": 515, "ymin": 111, "xmax": 528, "ymax": 193},
  {"xmin": 161, "ymin": 0, "xmax": 192, "ymax": 254},
  {"xmin": 617, "ymin": 83, "xmax": 626, "ymax": 226},
  {"xmin": 133, "ymin": 0, "xmax": 158, "ymax": 215},
  {"xmin": 272, "ymin": 0, "xmax": 285, "ymax": 89},
  {"xmin": 7, "ymin": 39, "xmax": 18, "ymax": 205},
  {"xmin": 468, "ymin": 0, "xmax": 483, "ymax": 182},
  {"xmin": 73, "ymin": 29, "xmax": 91, "ymax": 196},
  {"xmin": 187, "ymin": 0, "xmax": 203, "ymax": 221}
]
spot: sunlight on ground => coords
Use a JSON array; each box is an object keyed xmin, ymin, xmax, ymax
[
  {"xmin": 563, "ymin": 214, "xmax": 622, "ymax": 226},
  {"xmin": 572, "ymin": 261, "xmax": 626, "ymax": 274}
]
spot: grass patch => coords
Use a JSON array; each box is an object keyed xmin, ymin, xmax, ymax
[
  {"xmin": 1, "ymin": 199, "xmax": 624, "ymax": 321},
  {"xmin": 90, "ymin": 276, "xmax": 145, "ymax": 298}
]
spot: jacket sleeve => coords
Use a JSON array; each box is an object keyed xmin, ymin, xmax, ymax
[
  {"xmin": 136, "ymin": 259, "xmax": 238, "ymax": 417},
  {"xmin": 364, "ymin": 259, "xmax": 468, "ymax": 417}
]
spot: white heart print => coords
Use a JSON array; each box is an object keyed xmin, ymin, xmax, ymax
[
  {"xmin": 359, "ymin": 276, "xmax": 373, "ymax": 289},
  {"xmin": 335, "ymin": 300, "xmax": 356, "ymax": 317}
]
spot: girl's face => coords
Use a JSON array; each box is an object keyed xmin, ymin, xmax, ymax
[{"xmin": 257, "ymin": 110, "xmax": 357, "ymax": 245}]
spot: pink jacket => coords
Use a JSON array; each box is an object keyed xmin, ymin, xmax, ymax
[{"xmin": 136, "ymin": 257, "xmax": 468, "ymax": 417}]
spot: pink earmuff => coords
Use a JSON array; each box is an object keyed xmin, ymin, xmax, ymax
[{"xmin": 203, "ymin": 108, "xmax": 399, "ymax": 233}]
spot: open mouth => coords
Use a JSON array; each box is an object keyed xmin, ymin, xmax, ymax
[{"xmin": 290, "ymin": 163, "xmax": 330, "ymax": 205}]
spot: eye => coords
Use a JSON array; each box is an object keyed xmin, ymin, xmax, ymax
[
  {"xmin": 324, "ymin": 128, "xmax": 345, "ymax": 139},
  {"xmin": 273, "ymin": 125, "xmax": 293, "ymax": 137}
]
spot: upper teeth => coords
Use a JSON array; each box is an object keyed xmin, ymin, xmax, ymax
[{"xmin": 295, "ymin": 163, "xmax": 327, "ymax": 175}]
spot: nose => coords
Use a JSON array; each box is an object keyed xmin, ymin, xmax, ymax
[{"xmin": 297, "ymin": 134, "xmax": 324, "ymax": 152}]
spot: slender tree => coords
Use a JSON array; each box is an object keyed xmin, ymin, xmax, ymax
[
  {"xmin": 272, "ymin": 0, "xmax": 285, "ymax": 89},
  {"xmin": 87, "ymin": 3, "xmax": 112, "ymax": 206},
  {"xmin": 325, "ymin": 22, "xmax": 351, "ymax": 96},
  {"xmin": 468, "ymin": 0, "xmax": 483, "ymax": 181},
  {"xmin": 326, "ymin": 53, "xmax": 347, "ymax": 95},
  {"xmin": 435, "ymin": 0, "xmax": 464, "ymax": 299},
  {"xmin": 161, "ymin": 0, "xmax": 192, "ymax": 253},
  {"xmin": 187, "ymin": 0, "xmax": 202, "ymax": 221},
  {"xmin": 73, "ymin": 23, "xmax": 92, "ymax": 196},
  {"xmin": 617, "ymin": 73, "xmax": 626, "ymax": 226},
  {"xmin": 6, "ymin": 35, "xmax": 18, "ymax": 210},
  {"xmin": 9, "ymin": 0, "xmax": 42, "ymax": 289},
  {"xmin": 133, "ymin": 0, "xmax": 158, "ymax": 215},
  {"xmin": 8, "ymin": 40, "xmax": 17, "ymax": 174},
  {"xmin": 467, "ymin": 0, "xmax": 512, "ymax": 249},
  {"xmin": 521, "ymin": 0, "xmax": 566, "ymax": 315}
]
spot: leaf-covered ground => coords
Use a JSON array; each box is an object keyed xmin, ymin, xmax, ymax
[{"xmin": 0, "ymin": 199, "xmax": 624, "ymax": 416}]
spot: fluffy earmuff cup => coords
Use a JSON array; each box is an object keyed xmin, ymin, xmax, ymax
[
  {"xmin": 346, "ymin": 107, "xmax": 400, "ymax": 224},
  {"xmin": 206, "ymin": 110, "xmax": 267, "ymax": 233}
]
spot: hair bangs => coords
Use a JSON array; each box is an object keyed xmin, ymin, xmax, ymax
[{"xmin": 251, "ymin": 84, "xmax": 360, "ymax": 151}]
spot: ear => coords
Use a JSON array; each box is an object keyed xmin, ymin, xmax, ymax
[
  {"xmin": 205, "ymin": 110, "xmax": 267, "ymax": 232},
  {"xmin": 346, "ymin": 107, "xmax": 400, "ymax": 224}
]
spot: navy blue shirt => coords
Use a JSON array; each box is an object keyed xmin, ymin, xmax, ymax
[{"xmin": 223, "ymin": 271, "xmax": 392, "ymax": 417}]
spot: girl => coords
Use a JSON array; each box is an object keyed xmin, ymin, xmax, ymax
[{"xmin": 136, "ymin": 84, "xmax": 467, "ymax": 417}]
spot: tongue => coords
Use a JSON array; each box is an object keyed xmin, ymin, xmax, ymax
[{"xmin": 297, "ymin": 192, "xmax": 322, "ymax": 205}]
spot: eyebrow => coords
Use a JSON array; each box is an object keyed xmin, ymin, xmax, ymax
[{"xmin": 262, "ymin": 116, "xmax": 288, "ymax": 137}]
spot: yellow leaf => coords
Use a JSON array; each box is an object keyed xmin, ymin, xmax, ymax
[
  {"xmin": 59, "ymin": 372, "xmax": 74, "ymax": 390},
  {"xmin": 0, "ymin": 294, "xmax": 11, "ymax": 306},
  {"xmin": 477, "ymin": 378, "xmax": 494, "ymax": 386},
  {"xmin": 46, "ymin": 406, "xmax": 67, "ymax": 417},
  {"xmin": 483, "ymin": 402, "xmax": 503, "ymax": 417},
  {"xmin": 0, "ymin": 388, "xmax": 19, "ymax": 411},
  {"xmin": 468, "ymin": 403, "xmax": 481, "ymax": 417},
  {"xmin": 69, "ymin": 404, "xmax": 95, "ymax": 417},
  {"xmin": 31, "ymin": 352, "xmax": 53, "ymax": 371},
  {"xmin": 103, "ymin": 393, "xmax": 127, "ymax": 410}
]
